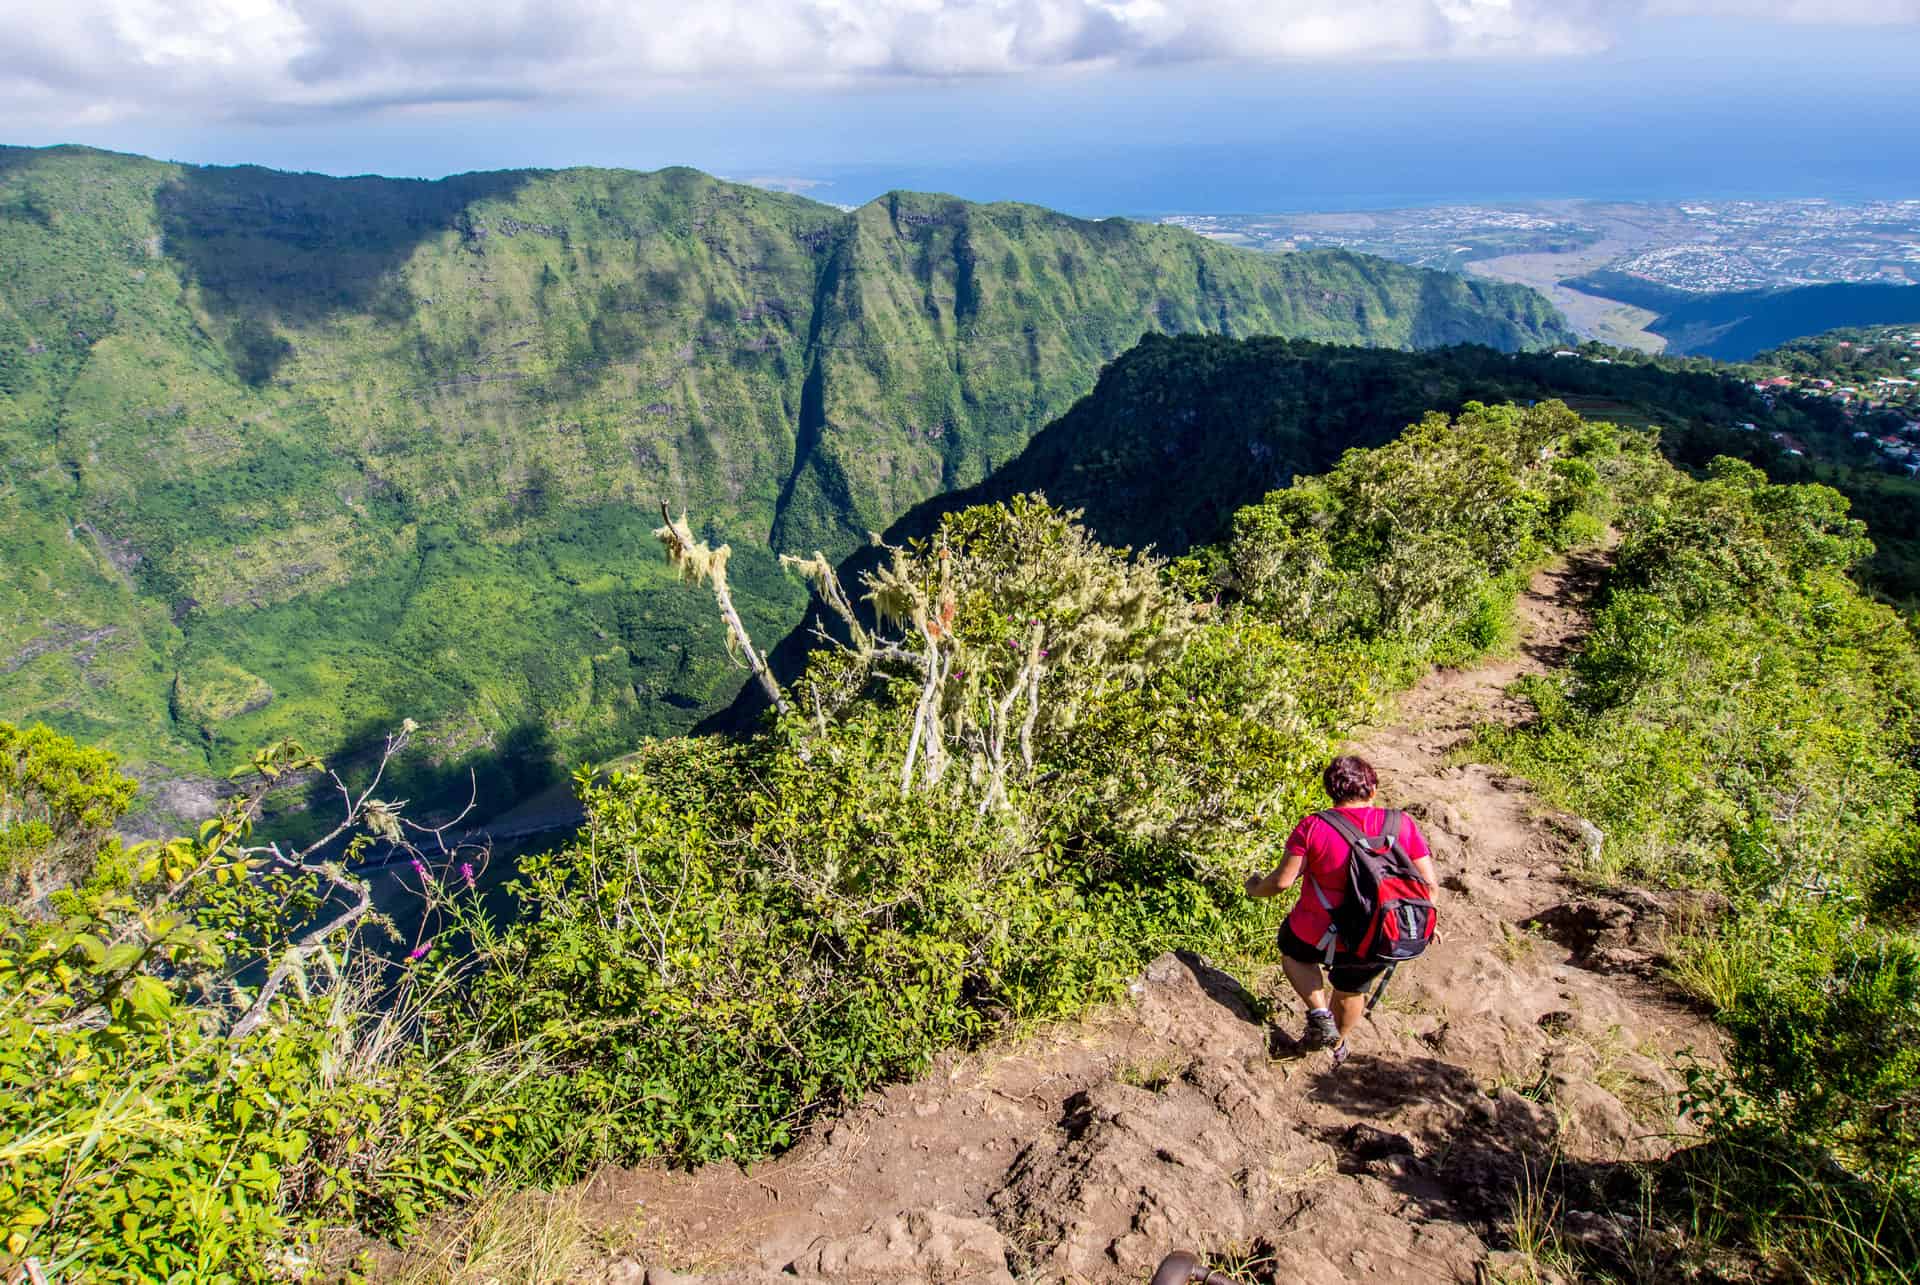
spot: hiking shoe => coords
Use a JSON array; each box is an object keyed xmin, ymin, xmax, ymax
[
  {"xmin": 1303, "ymin": 1009, "xmax": 1339, "ymax": 1049},
  {"xmin": 1331, "ymin": 1040, "xmax": 1351, "ymax": 1070}
]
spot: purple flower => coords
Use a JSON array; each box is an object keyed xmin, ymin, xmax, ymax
[
  {"xmin": 460, "ymin": 863, "xmax": 476, "ymax": 888},
  {"xmin": 1039, "ymin": 649, "xmax": 1049, "ymax": 658},
  {"xmin": 410, "ymin": 857, "xmax": 430, "ymax": 884},
  {"xmin": 407, "ymin": 941, "xmax": 432, "ymax": 961}
]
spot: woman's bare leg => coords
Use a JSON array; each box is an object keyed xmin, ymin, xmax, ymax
[
  {"xmin": 1281, "ymin": 956, "xmax": 1331, "ymax": 1012},
  {"xmin": 1330, "ymin": 989, "xmax": 1367, "ymax": 1039}
]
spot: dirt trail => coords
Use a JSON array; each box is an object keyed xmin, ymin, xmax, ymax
[{"xmin": 526, "ymin": 554, "xmax": 1721, "ymax": 1284}]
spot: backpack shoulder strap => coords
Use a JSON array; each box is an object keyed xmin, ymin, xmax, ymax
[
  {"xmin": 1306, "ymin": 811, "xmax": 1362, "ymax": 918},
  {"xmin": 1316, "ymin": 808, "xmax": 1371, "ymax": 851},
  {"xmin": 1383, "ymin": 808, "xmax": 1405, "ymax": 848}
]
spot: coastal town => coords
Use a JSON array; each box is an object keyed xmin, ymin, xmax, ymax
[
  {"xmin": 1164, "ymin": 198, "xmax": 1920, "ymax": 292},
  {"xmin": 1610, "ymin": 200, "xmax": 1920, "ymax": 292}
]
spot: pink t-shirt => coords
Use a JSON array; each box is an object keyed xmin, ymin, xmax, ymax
[{"xmin": 1282, "ymin": 806, "xmax": 1431, "ymax": 944}]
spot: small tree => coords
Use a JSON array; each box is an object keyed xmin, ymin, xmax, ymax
[
  {"xmin": 658, "ymin": 496, "xmax": 1198, "ymax": 808},
  {"xmin": 0, "ymin": 722, "xmax": 139, "ymax": 905},
  {"xmin": 794, "ymin": 497, "xmax": 1196, "ymax": 809}
]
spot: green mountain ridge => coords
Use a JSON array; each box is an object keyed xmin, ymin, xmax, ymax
[
  {"xmin": 724, "ymin": 334, "xmax": 1852, "ymax": 726},
  {"xmin": 775, "ymin": 334, "xmax": 1816, "ymax": 595},
  {"xmin": 0, "ymin": 143, "xmax": 1571, "ymax": 817}
]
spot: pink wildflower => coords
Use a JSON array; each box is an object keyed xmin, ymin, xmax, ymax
[{"xmin": 407, "ymin": 941, "xmax": 432, "ymax": 961}]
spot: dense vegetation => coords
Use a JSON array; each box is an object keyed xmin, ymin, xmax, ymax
[
  {"xmin": 880, "ymin": 331, "xmax": 1920, "ymax": 612},
  {"xmin": 1747, "ymin": 323, "xmax": 1920, "ymax": 385},
  {"xmin": 8, "ymin": 373, "xmax": 1917, "ymax": 1279},
  {"xmin": 1481, "ymin": 457, "xmax": 1920, "ymax": 1279},
  {"xmin": 1656, "ymin": 417, "xmax": 1920, "ymax": 603},
  {"xmin": 809, "ymin": 334, "xmax": 1862, "ymax": 605},
  {"xmin": 2, "ymin": 399, "xmax": 1619, "ymax": 1280},
  {"xmin": 1485, "ymin": 329, "xmax": 1920, "ymax": 602},
  {"xmin": 0, "ymin": 144, "xmax": 1569, "ymax": 832}
]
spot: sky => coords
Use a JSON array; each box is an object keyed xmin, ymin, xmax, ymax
[{"xmin": 4, "ymin": 1, "xmax": 1919, "ymax": 214}]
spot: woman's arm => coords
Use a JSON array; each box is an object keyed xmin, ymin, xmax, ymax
[
  {"xmin": 1245, "ymin": 850, "xmax": 1305, "ymax": 899},
  {"xmin": 1413, "ymin": 855, "xmax": 1438, "ymax": 897}
]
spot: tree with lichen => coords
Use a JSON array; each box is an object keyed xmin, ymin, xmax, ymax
[
  {"xmin": 666, "ymin": 493, "xmax": 1200, "ymax": 823},
  {"xmin": 653, "ymin": 502, "xmax": 790, "ymax": 716}
]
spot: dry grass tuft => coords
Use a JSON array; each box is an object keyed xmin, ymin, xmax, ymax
[{"xmin": 385, "ymin": 1183, "xmax": 592, "ymax": 1285}]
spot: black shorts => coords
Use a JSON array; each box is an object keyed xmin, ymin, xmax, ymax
[{"xmin": 1278, "ymin": 922, "xmax": 1389, "ymax": 994}]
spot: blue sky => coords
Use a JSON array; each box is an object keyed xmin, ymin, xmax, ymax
[{"xmin": 5, "ymin": 3, "xmax": 1918, "ymax": 214}]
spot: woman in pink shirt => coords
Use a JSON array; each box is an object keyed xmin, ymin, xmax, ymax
[{"xmin": 1244, "ymin": 755, "xmax": 1438, "ymax": 1059}]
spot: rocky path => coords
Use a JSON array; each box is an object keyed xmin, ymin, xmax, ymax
[{"xmin": 401, "ymin": 552, "xmax": 1720, "ymax": 1284}]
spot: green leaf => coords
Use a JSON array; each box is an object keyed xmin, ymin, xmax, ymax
[{"xmin": 123, "ymin": 976, "xmax": 176, "ymax": 1023}]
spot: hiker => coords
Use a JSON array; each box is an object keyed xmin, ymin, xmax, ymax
[{"xmin": 1243, "ymin": 754, "xmax": 1438, "ymax": 1062}]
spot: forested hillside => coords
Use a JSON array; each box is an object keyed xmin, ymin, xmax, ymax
[
  {"xmin": 0, "ymin": 144, "xmax": 1569, "ymax": 820},
  {"xmin": 927, "ymin": 335, "xmax": 1781, "ymax": 554},
  {"xmin": 758, "ymin": 335, "xmax": 1833, "ymax": 615},
  {"xmin": 730, "ymin": 334, "xmax": 1914, "ymax": 713}
]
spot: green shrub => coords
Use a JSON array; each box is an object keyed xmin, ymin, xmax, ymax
[
  {"xmin": 1481, "ymin": 456, "xmax": 1920, "ymax": 1277},
  {"xmin": 0, "ymin": 721, "xmax": 138, "ymax": 900},
  {"xmin": 0, "ymin": 726, "xmax": 540, "ymax": 1279},
  {"xmin": 1224, "ymin": 399, "xmax": 1611, "ymax": 646},
  {"xmin": 1552, "ymin": 507, "xmax": 1607, "ymax": 552},
  {"xmin": 1870, "ymin": 828, "xmax": 1920, "ymax": 923}
]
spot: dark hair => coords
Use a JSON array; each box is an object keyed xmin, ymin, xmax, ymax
[{"xmin": 1323, "ymin": 755, "xmax": 1378, "ymax": 804}]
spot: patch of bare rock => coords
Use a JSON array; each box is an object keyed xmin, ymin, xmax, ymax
[{"xmin": 1523, "ymin": 890, "xmax": 1729, "ymax": 977}]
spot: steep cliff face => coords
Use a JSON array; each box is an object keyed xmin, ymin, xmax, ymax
[{"xmin": 0, "ymin": 144, "xmax": 1570, "ymax": 804}]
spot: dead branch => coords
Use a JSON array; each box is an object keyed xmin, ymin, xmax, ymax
[
  {"xmin": 657, "ymin": 502, "xmax": 791, "ymax": 715},
  {"xmin": 781, "ymin": 550, "xmax": 872, "ymax": 652},
  {"xmin": 229, "ymin": 862, "xmax": 372, "ymax": 1040}
]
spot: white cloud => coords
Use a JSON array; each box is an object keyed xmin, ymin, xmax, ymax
[
  {"xmin": 0, "ymin": 0, "xmax": 1911, "ymax": 126},
  {"xmin": 1656, "ymin": 0, "xmax": 1920, "ymax": 19}
]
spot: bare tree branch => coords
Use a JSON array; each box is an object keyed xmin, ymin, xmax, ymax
[
  {"xmin": 229, "ymin": 867, "xmax": 371, "ymax": 1041},
  {"xmin": 657, "ymin": 502, "xmax": 791, "ymax": 715}
]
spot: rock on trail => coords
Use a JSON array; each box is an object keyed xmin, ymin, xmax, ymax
[{"xmin": 400, "ymin": 552, "xmax": 1719, "ymax": 1284}]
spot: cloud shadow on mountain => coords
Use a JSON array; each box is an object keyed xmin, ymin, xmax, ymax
[{"xmin": 154, "ymin": 163, "xmax": 537, "ymax": 385}]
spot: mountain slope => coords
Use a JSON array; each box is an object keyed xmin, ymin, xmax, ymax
[
  {"xmin": 721, "ymin": 335, "xmax": 1823, "ymax": 725},
  {"xmin": 0, "ymin": 143, "xmax": 1569, "ymax": 812},
  {"xmin": 1564, "ymin": 272, "xmax": 1920, "ymax": 360},
  {"xmin": 822, "ymin": 335, "xmax": 1783, "ymax": 567}
]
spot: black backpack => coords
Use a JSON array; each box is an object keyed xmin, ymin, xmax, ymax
[{"xmin": 1309, "ymin": 809, "xmax": 1436, "ymax": 963}]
